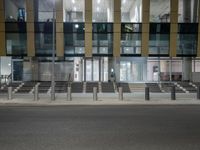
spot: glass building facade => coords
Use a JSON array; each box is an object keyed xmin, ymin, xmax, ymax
[{"xmin": 0, "ymin": 0, "xmax": 200, "ymax": 83}]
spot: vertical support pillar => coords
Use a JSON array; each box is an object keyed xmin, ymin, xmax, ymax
[
  {"xmin": 26, "ymin": 0, "xmax": 35, "ymax": 57},
  {"xmin": 56, "ymin": 0, "xmax": 64, "ymax": 57},
  {"xmin": 85, "ymin": 0, "xmax": 92, "ymax": 57},
  {"xmin": 113, "ymin": 0, "xmax": 121, "ymax": 57},
  {"xmin": 0, "ymin": 0, "xmax": 6, "ymax": 56},
  {"xmin": 141, "ymin": 0, "xmax": 150, "ymax": 57},
  {"xmin": 170, "ymin": 0, "xmax": 178, "ymax": 57}
]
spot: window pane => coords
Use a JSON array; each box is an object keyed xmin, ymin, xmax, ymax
[
  {"xmin": 5, "ymin": 0, "xmax": 26, "ymax": 22},
  {"xmin": 35, "ymin": 33, "xmax": 53, "ymax": 55},
  {"xmin": 121, "ymin": 0, "xmax": 142, "ymax": 23},
  {"xmin": 178, "ymin": 0, "xmax": 199, "ymax": 23},
  {"xmin": 63, "ymin": 0, "xmax": 85, "ymax": 22},
  {"xmin": 150, "ymin": 0, "xmax": 170, "ymax": 22},
  {"xmin": 34, "ymin": 0, "xmax": 55, "ymax": 22},
  {"xmin": 92, "ymin": 0, "xmax": 114, "ymax": 22},
  {"xmin": 6, "ymin": 33, "xmax": 27, "ymax": 55}
]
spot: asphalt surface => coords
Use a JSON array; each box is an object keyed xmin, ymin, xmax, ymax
[{"xmin": 0, "ymin": 105, "xmax": 200, "ymax": 150}]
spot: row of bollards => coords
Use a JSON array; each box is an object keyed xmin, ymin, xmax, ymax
[{"xmin": 6, "ymin": 85, "xmax": 200, "ymax": 101}]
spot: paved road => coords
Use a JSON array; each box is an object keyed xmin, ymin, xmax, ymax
[{"xmin": 0, "ymin": 105, "xmax": 200, "ymax": 150}]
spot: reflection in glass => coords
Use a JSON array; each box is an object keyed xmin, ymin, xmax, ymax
[
  {"xmin": 6, "ymin": 33, "xmax": 27, "ymax": 55},
  {"xmin": 178, "ymin": 0, "xmax": 199, "ymax": 23},
  {"xmin": 63, "ymin": 0, "xmax": 85, "ymax": 22},
  {"xmin": 150, "ymin": 0, "xmax": 170, "ymax": 22},
  {"xmin": 34, "ymin": 0, "xmax": 55, "ymax": 22},
  {"xmin": 35, "ymin": 33, "xmax": 53, "ymax": 55},
  {"xmin": 92, "ymin": 0, "xmax": 114, "ymax": 22},
  {"xmin": 121, "ymin": 0, "xmax": 142, "ymax": 22},
  {"xmin": 5, "ymin": 0, "xmax": 26, "ymax": 22}
]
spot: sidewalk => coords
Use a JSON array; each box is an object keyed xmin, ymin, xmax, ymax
[{"xmin": 0, "ymin": 93, "xmax": 200, "ymax": 106}]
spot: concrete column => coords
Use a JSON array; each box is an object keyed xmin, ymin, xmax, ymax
[
  {"xmin": 182, "ymin": 57, "xmax": 192, "ymax": 81},
  {"xmin": 85, "ymin": 0, "xmax": 92, "ymax": 57},
  {"xmin": 26, "ymin": 0, "xmax": 35, "ymax": 57},
  {"xmin": 0, "ymin": 0, "xmax": 6, "ymax": 56},
  {"xmin": 56, "ymin": 0, "xmax": 64, "ymax": 57},
  {"xmin": 170, "ymin": 0, "xmax": 178, "ymax": 57},
  {"xmin": 141, "ymin": 0, "xmax": 150, "ymax": 57}
]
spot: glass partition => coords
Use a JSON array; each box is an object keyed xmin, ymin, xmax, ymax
[
  {"xmin": 121, "ymin": 0, "xmax": 142, "ymax": 23},
  {"xmin": 63, "ymin": 0, "xmax": 85, "ymax": 22}
]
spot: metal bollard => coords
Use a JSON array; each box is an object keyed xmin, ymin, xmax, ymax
[
  {"xmin": 34, "ymin": 84, "xmax": 39, "ymax": 101},
  {"xmin": 93, "ymin": 87, "xmax": 97, "ymax": 101},
  {"xmin": 145, "ymin": 87, "xmax": 150, "ymax": 101},
  {"xmin": 118, "ymin": 87, "xmax": 123, "ymax": 101},
  {"xmin": 67, "ymin": 87, "xmax": 72, "ymax": 101},
  {"xmin": 8, "ymin": 86, "xmax": 12, "ymax": 100},
  {"xmin": 171, "ymin": 86, "xmax": 176, "ymax": 100},
  {"xmin": 197, "ymin": 86, "xmax": 200, "ymax": 100}
]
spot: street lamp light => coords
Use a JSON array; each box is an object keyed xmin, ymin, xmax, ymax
[{"xmin": 51, "ymin": 0, "xmax": 56, "ymax": 101}]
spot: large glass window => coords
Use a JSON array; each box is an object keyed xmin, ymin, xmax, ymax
[
  {"xmin": 64, "ymin": 23, "xmax": 85, "ymax": 55},
  {"xmin": 93, "ymin": 23, "xmax": 113, "ymax": 55},
  {"xmin": 5, "ymin": 22, "xmax": 27, "ymax": 56},
  {"xmin": 121, "ymin": 0, "xmax": 142, "ymax": 22},
  {"xmin": 34, "ymin": 0, "xmax": 55, "ymax": 22},
  {"xmin": 150, "ymin": 0, "xmax": 170, "ymax": 22},
  {"xmin": 149, "ymin": 23, "xmax": 170, "ymax": 55},
  {"xmin": 35, "ymin": 22, "xmax": 54, "ymax": 56},
  {"xmin": 178, "ymin": 0, "xmax": 199, "ymax": 23},
  {"xmin": 5, "ymin": 0, "xmax": 26, "ymax": 22},
  {"xmin": 177, "ymin": 23, "xmax": 198, "ymax": 55},
  {"xmin": 92, "ymin": 0, "xmax": 114, "ymax": 22},
  {"xmin": 121, "ymin": 23, "xmax": 141, "ymax": 55},
  {"xmin": 6, "ymin": 34, "xmax": 27, "ymax": 56},
  {"xmin": 63, "ymin": 0, "xmax": 85, "ymax": 22}
]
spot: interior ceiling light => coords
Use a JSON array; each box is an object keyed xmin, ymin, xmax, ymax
[
  {"xmin": 72, "ymin": 0, "xmax": 75, "ymax": 4},
  {"xmin": 75, "ymin": 24, "xmax": 79, "ymax": 28},
  {"xmin": 97, "ymin": 0, "xmax": 101, "ymax": 4},
  {"xmin": 122, "ymin": 0, "xmax": 126, "ymax": 4}
]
